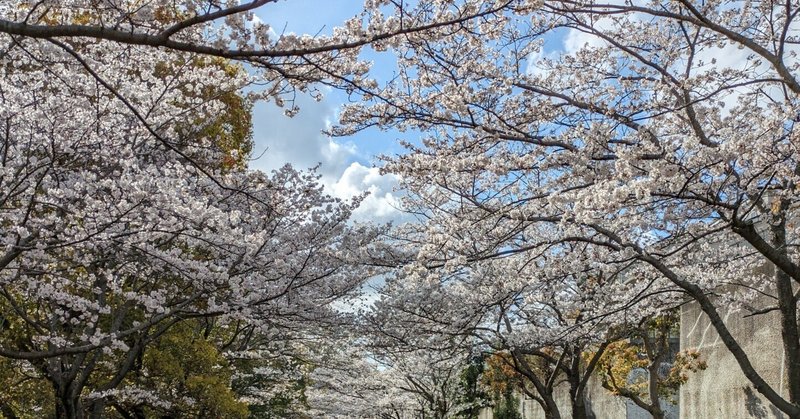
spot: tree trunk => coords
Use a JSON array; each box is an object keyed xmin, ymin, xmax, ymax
[
  {"xmin": 52, "ymin": 374, "xmax": 85, "ymax": 419},
  {"xmin": 569, "ymin": 391, "xmax": 588, "ymax": 419},
  {"xmin": 568, "ymin": 346, "xmax": 590, "ymax": 419},
  {"xmin": 541, "ymin": 392, "xmax": 561, "ymax": 419},
  {"xmin": 644, "ymin": 330, "xmax": 666, "ymax": 419},
  {"xmin": 644, "ymin": 253, "xmax": 800, "ymax": 416},
  {"xmin": 527, "ymin": 383, "xmax": 561, "ymax": 419},
  {"xmin": 87, "ymin": 399, "xmax": 107, "ymax": 419},
  {"xmin": 568, "ymin": 373, "xmax": 589, "ymax": 419},
  {"xmin": 646, "ymin": 363, "xmax": 665, "ymax": 419},
  {"xmin": 771, "ymin": 216, "xmax": 800, "ymax": 405},
  {"xmin": 54, "ymin": 391, "xmax": 83, "ymax": 419},
  {"xmin": 510, "ymin": 349, "xmax": 562, "ymax": 419},
  {"xmin": 434, "ymin": 401, "xmax": 447, "ymax": 419},
  {"xmin": 543, "ymin": 412, "xmax": 561, "ymax": 419}
]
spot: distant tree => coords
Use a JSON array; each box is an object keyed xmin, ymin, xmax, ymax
[
  {"xmin": 331, "ymin": 1, "xmax": 800, "ymax": 416},
  {"xmin": 0, "ymin": 2, "xmax": 382, "ymax": 417},
  {"xmin": 455, "ymin": 354, "xmax": 490, "ymax": 418},
  {"xmin": 492, "ymin": 390, "xmax": 522, "ymax": 419},
  {"xmin": 114, "ymin": 321, "xmax": 250, "ymax": 418},
  {"xmin": 591, "ymin": 313, "xmax": 706, "ymax": 419}
]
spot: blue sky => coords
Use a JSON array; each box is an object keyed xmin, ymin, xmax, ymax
[
  {"xmin": 248, "ymin": 1, "xmax": 408, "ymax": 224},
  {"xmin": 244, "ymin": 1, "xmax": 642, "ymax": 224}
]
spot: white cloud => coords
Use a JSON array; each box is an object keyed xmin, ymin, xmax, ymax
[
  {"xmin": 249, "ymin": 93, "xmax": 408, "ymax": 225},
  {"xmin": 332, "ymin": 162, "xmax": 407, "ymax": 224},
  {"xmin": 525, "ymin": 47, "xmax": 560, "ymax": 78},
  {"xmin": 249, "ymin": 92, "xmax": 357, "ymax": 181},
  {"xmin": 561, "ymin": 2, "xmax": 644, "ymax": 54},
  {"xmin": 674, "ymin": 31, "xmax": 799, "ymax": 116},
  {"xmin": 694, "ymin": 43, "xmax": 759, "ymax": 111},
  {"xmin": 563, "ymin": 24, "xmax": 610, "ymax": 54}
]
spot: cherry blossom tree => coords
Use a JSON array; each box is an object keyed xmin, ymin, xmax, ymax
[
  {"xmin": 0, "ymin": 2, "xmax": 397, "ymax": 417},
  {"xmin": 8, "ymin": 0, "xmax": 800, "ymax": 416},
  {"xmin": 332, "ymin": 0, "xmax": 800, "ymax": 416},
  {"xmin": 299, "ymin": 328, "xmax": 473, "ymax": 419},
  {"xmin": 369, "ymin": 256, "xmax": 643, "ymax": 419},
  {"xmin": 0, "ymin": 1, "xmax": 530, "ymax": 417}
]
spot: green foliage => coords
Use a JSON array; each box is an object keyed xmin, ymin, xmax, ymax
[
  {"xmin": 164, "ymin": 56, "xmax": 254, "ymax": 171},
  {"xmin": 455, "ymin": 355, "xmax": 490, "ymax": 418},
  {"xmin": 0, "ymin": 357, "xmax": 54, "ymax": 418},
  {"xmin": 591, "ymin": 312, "xmax": 707, "ymax": 406},
  {"xmin": 492, "ymin": 390, "xmax": 522, "ymax": 419},
  {"xmin": 134, "ymin": 321, "xmax": 250, "ymax": 418},
  {"xmin": 478, "ymin": 353, "xmax": 528, "ymax": 419}
]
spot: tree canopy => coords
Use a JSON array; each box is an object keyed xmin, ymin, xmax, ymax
[{"xmin": 1, "ymin": 0, "xmax": 799, "ymax": 418}]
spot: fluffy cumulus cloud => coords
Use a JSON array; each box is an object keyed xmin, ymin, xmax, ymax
[
  {"xmin": 249, "ymin": 92, "xmax": 407, "ymax": 225},
  {"xmin": 249, "ymin": 92, "xmax": 356, "ymax": 180},
  {"xmin": 332, "ymin": 162, "xmax": 406, "ymax": 224},
  {"xmin": 525, "ymin": 46, "xmax": 560, "ymax": 78},
  {"xmin": 562, "ymin": 8, "xmax": 644, "ymax": 54},
  {"xmin": 245, "ymin": 1, "xmax": 410, "ymax": 226}
]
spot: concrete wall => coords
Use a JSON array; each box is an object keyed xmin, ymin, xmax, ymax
[
  {"xmin": 478, "ymin": 290, "xmax": 790, "ymax": 419},
  {"xmin": 680, "ymin": 299, "xmax": 787, "ymax": 418},
  {"xmin": 478, "ymin": 375, "xmax": 627, "ymax": 419},
  {"xmin": 477, "ymin": 407, "xmax": 493, "ymax": 419},
  {"xmin": 584, "ymin": 375, "xmax": 628, "ymax": 419}
]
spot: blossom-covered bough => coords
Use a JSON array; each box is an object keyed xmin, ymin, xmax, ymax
[
  {"xmin": 0, "ymin": 1, "xmax": 420, "ymax": 417},
  {"xmin": 0, "ymin": 0, "xmax": 517, "ymax": 114},
  {"xmin": 0, "ymin": 1, "xmax": 525, "ymax": 416},
  {"xmin": 0, "ymin": 41, "xmax": 379, "ymax": 418},
  {"xmin": 4, "ymin": 0, "xmax": 800, "ymax": 417},
  {"xmin": 331, "ymin": 0, "xmax": 800, "ymax": 417}
]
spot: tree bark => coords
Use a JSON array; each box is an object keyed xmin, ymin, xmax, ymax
[
  {"xmin": 511, "ymin": 349, "xmax": 562, "ymax": 419},
  {"xmin": 644, "ymin": 328, "xmax": 666, "ymax": 419},
  {"xmin": 569, "ymin": 385, "xmax": 588, "ymax": 419},
  {"xmin": 771, "ymin": 213, "xmax": 800, "ymax": 405},
  {"xmin": 54, "ymin": 385, "xmax": 83, "ymax": 419},
  {"xmin": 541, "ymin": 393, "xmax": 561, "ymax": 419},
  {"xmin": 641, "ymin": 253, "xmax": 800, "ymax": 416},
  {"xmin": 568, "ymin": 345, "xmax": 591, "ymax": 419}
]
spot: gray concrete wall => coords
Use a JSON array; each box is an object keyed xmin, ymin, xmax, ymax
[
  {"xmin": 478, "ymin": 291, "xmax": 790, "ymax": 419},
  {"xmin": 584, "ymin": 375, "xmax": 628, "ymax": 418},
  {"xmin": 680, "ymin": 299, "xmax": 787, "ymax": 418},
  {"xmin": 477, "ymin": 407, "xmax": 493, "ymax": 419},
  {"xmin": 478, "ymin": 375, "xmax": 627, "ymax": 419}
]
